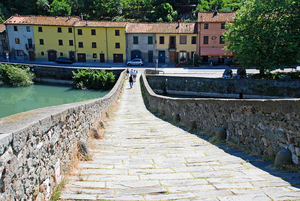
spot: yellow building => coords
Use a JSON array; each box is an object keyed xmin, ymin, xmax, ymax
[
  {"xmin": 74, "ymin": 21, "xmax": 127, "ymax": 63},
  {"xmin": 28, "ymin": 16, "xmax": 81, "ymax": 62},
  {"xmin": 155, "ymin": 22, "xmax": 198, "ymax": 63}
]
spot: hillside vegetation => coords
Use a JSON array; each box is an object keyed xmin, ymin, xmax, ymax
[{"xmin": 0, "ymin": 0, "xmax": 243, "ymax": 22}]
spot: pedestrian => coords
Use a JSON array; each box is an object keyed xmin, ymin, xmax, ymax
[
  {"xmin": 129, "ymin": 74, "xmax": 134, "ymax": 88},
  {"xmin": 126, "ymin": 68, "xmax": 129, "ymax": 79},
  {"xmin": 133, "ymin": 70, "xmax": 137, "ymax": 82}
]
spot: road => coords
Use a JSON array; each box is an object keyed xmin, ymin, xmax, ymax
[{"xmin": 0, "ymin": 59, "xmax": 298, "ymax": 78}]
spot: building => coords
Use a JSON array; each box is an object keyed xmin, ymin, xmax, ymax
[
  {"xmin": 4, "ymin": 16, "xmax": 35, "ymax": 61},
  {"xmin": 156, "ymin": 22, "xmax": 198, "ymax": 63},
  {"xmin": 198, "ymin": 12, "xmax": 235, "ymax": 64},
  {"xmin": 0, "ymin": 23, "xmax": 8, "ymax": 58},
  {"xmin": 74, "ymin": 20, "xmax": 127, "ymax": 63},
  {"xmin": 126, "ymin": 23, "xmax": 157, "ymax": 63},
  {"xmin": 29, "ymin": 16, "xmax": 80, "ymax": 62},
  {"xmin": 126, "ymin": 22, "xmax": 197, "ymax": 64}
]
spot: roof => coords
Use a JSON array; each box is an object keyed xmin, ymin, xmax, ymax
[
  {"xmin": 0, "ymin": 24, "xmax": 5, "ymax": 33},
  {"xmin": 126, "ymin": 22, "xmax": 197, "ymax": 34},
  {"xmin": 4, "ymin": 15, "xmax": 81, "ymax": 26},
  {"xmin": 198, "ymin": 12, "xmax": 236, "ymax": 23},
  {"xmin": 74, "ymin": 20, "xmax": 127, "ymax": 28}
]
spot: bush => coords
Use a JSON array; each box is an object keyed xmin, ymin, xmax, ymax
[
  {"xmin": 72, "ymin": 68, "xmax": 115, "ymax": 89},
  {"xmin": 0, "ymin": 64, "xmax": 34, "ymax": 86}
]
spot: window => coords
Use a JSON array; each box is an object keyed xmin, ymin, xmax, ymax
[
  {"xmin": 93, "ymin": 53, "xmax": 97, "ymax": 58},
  {"xmin": 68, "ymin": 28, "xmax": 72, "ymax": 33},
  {"xmin": 180, "ymin": 52, "xmax": 187, "ymax": 61},
  {"xmin": 92, "ymin": 42, "xmax": 97, "ymax": 48},
  {"xmin": 58, "ymin": 27, "xmax": 62, "ymax": 33},
  {"xmin": 180, "ymin": 35, "xmax": 187, "ymax": 44},
  {"xmin": 91, "ymin": 29, "xmax": 96, "ymax": 35},
  {"xmin": 78, "ymin": 29, "xmax": 82, "ymax": 35},
  {"xmin": 115, "ymin": 30, "xmax": 120, "ymax": 36},
  {"xmin": 69, "ymin": 40, "xmax": 73, "ymax": 46},
  {"xmin": 39, "ymin": 39, "xmax": 44, "ymax": 45},
  {"xmin": 26, "ymin": 26, "xmax": 30, "ymax": 32},
  {"xmin": 148, "ymin": 36, "xmax": 153, "ymax": 44},
  {"xmin": 60, "ymin": 52, "xmax": 63, "ymax": 56},
  {"xmin": 192, "ymin": 36, "xmax": 196, "ymax": 44},
  {"xmin": 220, "ymin": 35, "xmax": 225, "ymax": 44},
  {"xmin": 15, "ymin": 50, "xmax": 23, "ymax": 56},
  {"xmin": 221, "ymin": 23, "xmax": 225, "ymax": 29},
  {"xmin": 15, "ymin": 38, "xmax": 20, "ymax": 44},
  {"xmin": 58, "ymin": 40, "xmax": 63, "ymax": 46},
  {"xmin": 133, "ymin": 36, "xmax": 138, "ymax": 44},
  {"xmin": 203, "ymin": 36, "xmax": 209, "ymax": 44},
  {"xmin": 159, "ymin": 36, "xmax": 164, "ymax": 44},
  {"xmin": 38, "ymin": 27, "xmax": 42, "ymax": 32},
  {"xmin": 14, "ymin": 26, "xmax": 18, "ymax": 31},
  {"xmin": 78, "ymin": 42, "xmax": 83, "ymax": 48},
  {"xmin": 115, "ymin": 42, "xmax": 120, "ymax": 48},
  {"xmin": 41, "ymin": 52, "xmax": 44, "ymax": 56},
  {"xmin": 204, "ymin": 23, "xmax": 209, "ymax": 29}
]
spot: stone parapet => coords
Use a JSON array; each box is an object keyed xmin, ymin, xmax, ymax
[
  {"xmin": 0, "ymin": 70, "xmax": 125, "ymax": 200},
  {"xmin": 141, "ymin": 73, "xmax": 300, "ymax": 168}
]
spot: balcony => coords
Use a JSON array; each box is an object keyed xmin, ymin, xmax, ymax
[{"xmin": 25, "ymin": 43, "xmax": 35, "ymax": 50}]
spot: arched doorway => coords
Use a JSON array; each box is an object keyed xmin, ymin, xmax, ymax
[
  {"xmin": 47, "ymin": 50, "xmax": 57, "ymax": 61},
  {"xmin": 131, "ymin": 50, "xmax": 141, "ymax": 60}
]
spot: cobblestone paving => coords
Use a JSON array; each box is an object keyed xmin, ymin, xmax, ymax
[{"xmin": 60, "ymin": 74, "xmax": 300, "ymax": 200}]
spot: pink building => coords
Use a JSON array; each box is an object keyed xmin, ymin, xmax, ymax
[{"xmin": 198, "ymin": 12, "xmax": 235, "ymax": 65}]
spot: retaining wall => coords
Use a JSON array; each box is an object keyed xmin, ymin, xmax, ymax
[
  {"xmin": 0, "ymin": 70, "xmax": 125, "ymax": 200},
  {"xmin": 141, "ymin": 73, "xmax": 300, "ymax": 168},
  {"xmin": 146, "ymin": 73, "xmax": 300, "ymax": 98}
]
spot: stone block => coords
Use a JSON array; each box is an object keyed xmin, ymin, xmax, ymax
[
  {"xmin": 12, "ymin": 128, "xmax": 29, "ymax": 153},
  {"xmin": 217, "ymin": 127, "xmax": 226, "ymax": 141},
  {"xmin": 295, "ymin": 147, "xmax": 300, "ymax": 156},
  {"xmin": 274, "ymin": 149, "xmax": 292, "ymax": 168},
  {"xmin": 0, "ymin": 133, "xmax": 13, "ymax": 155}
]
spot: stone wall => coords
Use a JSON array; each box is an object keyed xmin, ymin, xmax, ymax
[
  {"xmin": 32, "ymin": 66, "xmax": 122, "ymax": 82},
  {"xmin": 146, "ymin": 74, "xmax": 300, "ymax": 98},
  {"xmin": 0, "ymin": 70, "xmax": 125, "ymax": 200},
  {"xmin": 141, "ymin": 73, "xmax": 300, "ymax": 168}
]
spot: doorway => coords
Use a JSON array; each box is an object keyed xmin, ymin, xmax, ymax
[{"xmin": 48, "ymin": 51, "xmax": 57, "ymax": 61}]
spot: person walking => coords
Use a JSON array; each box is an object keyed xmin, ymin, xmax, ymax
[
  {"xmin": 126, "ymin": 68, "xmax": 129, "ymax": 79},
  {"xmin": 129, "ymin": 74, "xmax": 134, "ymax": 88}
]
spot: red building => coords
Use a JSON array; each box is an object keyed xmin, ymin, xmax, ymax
[{"xmin": 198, "ymin": 12, "xmax": 236, "ymax": 65}]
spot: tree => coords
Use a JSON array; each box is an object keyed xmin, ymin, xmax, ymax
[
  {"xmin": 50, "ymin": 0, "xmax": 71, "ymax": 16},
  {"xmin": 223, "ymin": 0, "xmax": 300, "ymax": 75},
  {"xmin": 154, "ymin": 3, "xmax": 177, "ymax": 22},
  {"xmin": 93, "ymin": 0, "xmax": 123, "ymax": 19}
]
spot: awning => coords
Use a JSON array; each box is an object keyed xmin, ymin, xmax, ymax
[{"xmin": 200, "ymin": 47, "xmax": 232, "ymax": 56}]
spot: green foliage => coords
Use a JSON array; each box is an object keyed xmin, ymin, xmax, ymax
[
  {"xmin": 49, "ymin": 179, "xmax": 67, "ymax": 201},
  {"xmin": 223, "ymin": 0, "xmax": 300, "ymax": 75},
  {"xmin": 0, "ymin": 64, "xmax": 34, "ymax": 87},
  {"xmin": 50, "ymin": 0, "xmax": 71, "ymax": 16},
  {"xmin": 72, "ymin": 68, "xmax": 115, "ymax": 89},
  {"xmin": 0, "ymin": 0, "xmax": 245, "ymax": 22}
]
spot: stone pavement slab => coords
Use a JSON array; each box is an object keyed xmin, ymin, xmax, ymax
[{"xmin": 60, "ymin": 73, "xmax": 300, "ymax": 200}]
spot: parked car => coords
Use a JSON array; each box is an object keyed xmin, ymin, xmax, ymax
[
  {"xmin": 222, "ymin": 69, "xmax": 233, "ymax": 78},
  {"xmin": 55, "ymin": 57, "xmax": 73, "ymax": 64},
  {"xmin": 127, "ymin": 58, "xmax": 144, "ymax": 66}
]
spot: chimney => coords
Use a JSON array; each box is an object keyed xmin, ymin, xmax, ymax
[
  {"xmin": 80, "ymin": 13, "xmax": 83, "ymax": 20},
  {"xmin": 176, "ymin": 20, "xmax": 180, "ymax": 29},
  {"xmin": 212, "ymin": 9, "xmax": 218, "ymax": 18}
]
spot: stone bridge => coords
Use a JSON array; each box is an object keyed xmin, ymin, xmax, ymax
[{"xmin": 59, "ymin": 73, "xmax": 300, "ymax": 201}]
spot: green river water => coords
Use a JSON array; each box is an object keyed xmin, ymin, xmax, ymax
[{"xmin": 0, "ymin": 83, "xmax": 109, "ymax": 119}]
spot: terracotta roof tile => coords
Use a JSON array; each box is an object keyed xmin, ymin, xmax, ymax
[
  {"xmin": 198, "ymin": 12, "xmax": 236, "ymax": 22},
  {"xmin": 0, "ymin": 24, "xmax": 5, "ymax": 33},
  {"xmin": 4, "ymin": 15, "xmax": 81, "ymax": 26},
  {"xmin": 126, "ymin": 22, "xmax": 197, "ymax": 34},
  {"xmin": 74, "ymin": 20, "xmax": 127, "ymax": 27}
]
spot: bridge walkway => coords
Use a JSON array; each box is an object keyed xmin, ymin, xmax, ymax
[{"xmin": 60, "ymin": 73, "xmax": 300, "ymax": 201}]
